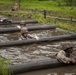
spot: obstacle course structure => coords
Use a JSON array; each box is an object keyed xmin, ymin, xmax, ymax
[
  {"xmin": 0, "ymin": 33, "xmax": 76, "ymax": 47},
  {"xmin": 0, "ymin": 25, "xmax": 58, "ymax": 33}
]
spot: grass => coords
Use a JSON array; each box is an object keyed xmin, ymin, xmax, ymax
[
  {"xmin": 0, "ymin": 10, "xmax": 76, "ymax": 32},
  {"xmin": 0, "ymin": 0, "xmax": 76, "ymax": 32},
  {"xmin": 0, "ymin": 0, "xmax": 12, "ymax": 10},
  {"xmin": 0, "ymin": 0, "xmax": 76, "ymax": 18},
  {"xmin": 20, "ymin": 1, "xmax": 76, "ymax": 18},
  {"xmin": 0, "ymin": 56, "xmax": 12, "ymax": 75},
  {"xmin": 57, "ymin": 21, "xmax": 76, "ymax": 32}
]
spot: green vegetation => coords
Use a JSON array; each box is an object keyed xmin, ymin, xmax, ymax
[
  {"xmin": 0, "ymin": 56, "xmax": 12, "ymax": 75},
  {"xmin": 0, "ymin": 0, "xmax": 76, "ymax": 18},
  {"xmin": 0, "ymin": 0, "xmax": 76, "ymax": 74},
  {"xmin": 0, "ymin": 0, "xmax": 76, "ymax": 32},
  {"xmin": 57, "ymin": 21, "xmax": 76, "ymax": 32}
]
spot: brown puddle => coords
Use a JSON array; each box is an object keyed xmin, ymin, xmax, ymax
[
  {"xmin": 17, "ymin": 66, "xmax": 76, "ymax": 75},
  {"xmin": 0, "ymin": 25, "xmax": 76, "ymax": 75}
]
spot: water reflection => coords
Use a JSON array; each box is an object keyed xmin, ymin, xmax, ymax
[{"xmin": 17, "ymin": 66, "xmax": 76, "ymax": 75}]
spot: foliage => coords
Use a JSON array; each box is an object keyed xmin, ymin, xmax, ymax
[
  {"xmin": 0, "ymin": 0, "xmax": 76, "ymax": 18},
  {"xmin": 0, "ymin": 57, "xmax": 12, "ymax": 75},
  {"xmin": 0, "ymin": 0, "xmax": 76, "ymax": 32},
  {"xmin": 57, "ymin": 21, "xmax": 76, "ymax": 32}
]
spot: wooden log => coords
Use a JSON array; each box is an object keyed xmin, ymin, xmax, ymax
[
  {"xmin": 57, "ymin": 18, "xmax": 76, "ymax": 22},
  {"xmin": 0, "ymin": 33, "xmax": 76, "ymax": 47},
  {"xmin": 0, "ymin": 25, "xmax": 58, "ymax": 33},
  {"xmin": 0, "ymin": 20, "xmax": 38, "ymax": 25},
  {"xmin": 10, "ymin": 58, "xmax": 76, "ymax": 74}
]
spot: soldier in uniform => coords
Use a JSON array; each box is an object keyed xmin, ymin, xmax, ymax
[
  {"xmin": 56, "ymin": 42, "xmax": 76, "ymax": 63},
  {"xmin": 17, "ymin": 21, "xmax": 39, "ymax": 40}
]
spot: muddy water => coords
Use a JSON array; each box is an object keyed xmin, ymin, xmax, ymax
[
  {"xmin": 0, "ymin": 26, "xmax": 76, "ymax": 75},
  {"xmin": 17, "ymin": 66, "xmax": 76, "ymax": 75}
]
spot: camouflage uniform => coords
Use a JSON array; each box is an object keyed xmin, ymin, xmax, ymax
[
  {"xmin": 56, "ymin": 42, "xmax": 75, "ymax": 63},
  {"xmin": 60, "ymin": 42, "xmax": 74, "ymax": 50},
  {"xmin": 20, "ymin": 27, "xmax": 28, "ymax": 40},
  {"xmin": 18, "ymin": 22, "xmax": 39, "ymax": 40},
  {"xmin": 21, "ymin": 27, "xmax": 28, "ymax": 34}
]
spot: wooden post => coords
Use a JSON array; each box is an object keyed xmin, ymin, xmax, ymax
[
  {"xmin": 70, "ymin": 17, "xmax": 72, "ymax": 22},
  {"xmin": 70, "ymin": 16, "xmax": 73, "ymax": 24},
  {"xmin": 43, "ymin": 10, "xmax": 46, "ymax": 19},
  {"xmin": 54, "ymin": 17, "xmax": 58, "ymax": 24}
]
